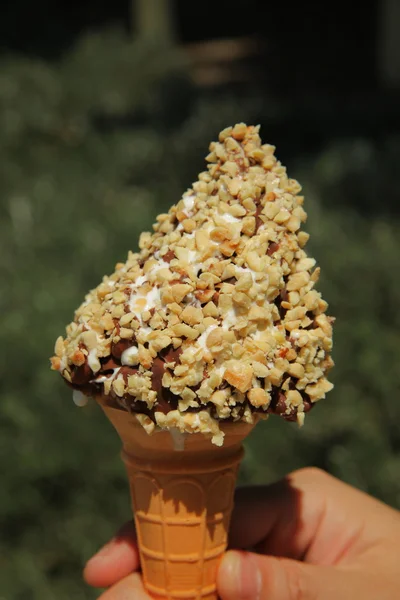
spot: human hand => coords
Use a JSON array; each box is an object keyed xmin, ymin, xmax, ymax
[{"xmin": 84, "ymin": 468, "xmax": 400, "ymax": 599}]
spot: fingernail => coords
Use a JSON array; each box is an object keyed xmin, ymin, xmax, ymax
[
  {"xmin": 222, "ymin": 551, "xmax": 262, "ymax": 600},
  {"xmin": 221, "ymin": 551, "xmax": 241, "ymax": 592}
]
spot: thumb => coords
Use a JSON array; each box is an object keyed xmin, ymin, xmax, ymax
[{"xmin": 217, "ymin": 550, "xmax": 341, "ymax": 600}]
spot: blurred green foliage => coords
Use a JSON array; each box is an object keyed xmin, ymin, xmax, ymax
[{"xmin": 1, "ymin": 28, "xmax": 400, "ymax": 600}]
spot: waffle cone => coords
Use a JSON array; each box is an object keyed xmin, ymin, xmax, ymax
[{"xmin": 97, "ymin": 396, "xmax": 257, "ymax": 600}]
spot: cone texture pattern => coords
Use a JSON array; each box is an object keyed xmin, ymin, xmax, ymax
[{"xmin": 124, "ymin": 451, "xmax": 241, "ymax": 600}]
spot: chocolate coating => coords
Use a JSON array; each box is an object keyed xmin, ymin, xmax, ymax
[
  {"xmin": 119, "ymin": 366, "xmax": 139, "ymax": 382},
  {"xmin": 150, "ymin": 357, "xmax": 179, "ymax": 413},
  {"xmin": 254, "ymin": 199, "xmax": 264, "ymax": 231},
  {"xmin": 101, "ymin": 356, "xmax": 120, "ymax": 371},
  {"xmin": 111, "ymin": 339, "xmax": 133, "ymax": 360},
  {"xmin": 70, "ymin": 361, "xmax": 92, "ymax": 386},
  {"xmin": 267, "ymin": 242, "xmax": 280, "ymax": 257},
  {"xmin": 159, "ymin": 344, "xmax": 183, "ymax": 365},
  {"xmin": 163, "ymin": 249, "xmax": 175, "ymax": 263}
]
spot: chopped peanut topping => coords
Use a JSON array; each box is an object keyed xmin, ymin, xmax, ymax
[{"xmin": 51, "ymin": 124, "xmax": 334, "ymax": 445}]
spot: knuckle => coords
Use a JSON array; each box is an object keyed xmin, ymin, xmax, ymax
[
  {"xmin": 291, "ymin": 466, "xmax": 330, "ymax": 484},
  {"xmin": 284, "ymin": 561, "xmax": 315, "ymax": 600}
]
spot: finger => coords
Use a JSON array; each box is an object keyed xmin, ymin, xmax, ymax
[
  {"xmin": 229, "ymin": 467, "xmax": 396, "ymax": 564},
  {"xmin": 218, "ymin": 550, "xmax": 361, "ymax": 600},
  {"xmin": 84, "ymin": 521, "xmax": 140, "ymax": 588},
  {"xmin": 97, "ymin": 573, "xmax": 152, "ymax": 600}
]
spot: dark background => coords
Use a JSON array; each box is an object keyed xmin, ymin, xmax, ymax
[{"xmin": 1, "ymin": 1, "xmax": 400, "ymax": 598}]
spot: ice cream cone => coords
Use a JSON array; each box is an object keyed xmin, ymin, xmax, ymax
[
  {"xmin": 97, "ymin": 396, "xmax": 257, "ymax": 600},
  {"xmin": 52, "ymin": 125, "xmax": 334, "ymax": 599}
]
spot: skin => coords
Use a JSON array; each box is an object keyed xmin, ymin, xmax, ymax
[{"xmin": 84, "ymin": 468, "xmax": 400, "ymax": 599}]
